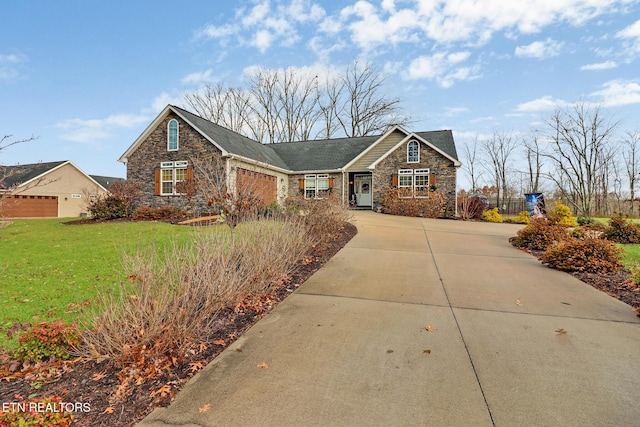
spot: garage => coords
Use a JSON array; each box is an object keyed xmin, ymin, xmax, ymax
[{"xmin": 0, "ymin": 195, "xmax": 58, "ymax": 218}]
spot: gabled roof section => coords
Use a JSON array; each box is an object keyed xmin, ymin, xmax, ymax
[
  {"xmin": 0, "ymin": 161, "xmax": 109, "ymax": 191},
  {"xmin": 118, "ymin": 105, "xmax": 289, "ymax": 171},
  {"xmin": 170, "ymin": 106, "xmax": 290, "ymax": 170},
  {"xmin": 368, "ymin": 129, "xmax": 461, "ymax": 169},
  {"xmin": 270, "ymin": 135, "xmax": 379, "ymax": 172},
  {"xmin": 0, "ymin": 161, "xmax": 67, "ymax": 189}
]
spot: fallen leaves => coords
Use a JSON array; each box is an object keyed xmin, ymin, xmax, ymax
[
  {"xmin": 425, "ymin": 326, "xmax": 437, "ymax": 332},
  {"xmin": 101, "ymin": 406, "xmax": 114, "ymax": 414},
  {"xmin": 151, "ymin": 384, "xmax": 172, "ymax": 398},
  {"xmin": 555, "ymin": 328, "xmax": 568, "ymax": 335},
  {"xmin": 256, "ymin": 362, "xmax": 269, "ymax": 369},
  {"xmin": 199, "ymin": 403, "xmax": 211, "ymax": 413},
  {"xmin": 516, "ymin": 298, "xmax": 522, "ymax": 306},
  {"xmin": 92, "ymin": 372, "xmax": 107, "ymax": 381},
  {"xmin": 212, "ymin": 339, "xmax": 227, "ymax": 347},
  {"xmin": 189, "ymin": 361, "xmax": 205, "ymax": 373}
]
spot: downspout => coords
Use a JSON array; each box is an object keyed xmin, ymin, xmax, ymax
[{"xmin": 341, "ymin": 171, "xmax": 345, "ymax": 205}]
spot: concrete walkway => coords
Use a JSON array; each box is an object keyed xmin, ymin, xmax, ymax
[{"xmin": 139, "ymin": 212, "xmax": 640, "ymax": 427}]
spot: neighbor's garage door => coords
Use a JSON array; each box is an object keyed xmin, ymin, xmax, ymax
[
  {"xmin": 0, "ymin": 195, "xmax": 58, "ymax": 218},
  {"xmin": 236, "ymin": 168, "xmax": 277, "ymax": 205}
]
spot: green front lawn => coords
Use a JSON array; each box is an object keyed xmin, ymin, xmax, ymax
[
  {"xmin": 0, "ymin": 218, "xmax": 198, "ymax": 341},
  {"xmin": 620, "ymin": 244, "xmax": 640, "ymax": 269}
]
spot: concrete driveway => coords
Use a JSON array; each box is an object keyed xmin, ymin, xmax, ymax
[{"xmin": 139, "ymin": 211, "xmax": 640, "ymax": 427}]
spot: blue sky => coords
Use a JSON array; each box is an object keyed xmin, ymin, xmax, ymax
[{"xmin": 2, "ymin": 0, "xmax": 640, "ymax": 187}]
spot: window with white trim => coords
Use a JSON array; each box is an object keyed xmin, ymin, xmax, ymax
[
  {"xmin": 414, "ymin": 168, "xmax": 430, "ymax": 198},
  {"xmin": 397, "ymin": 168, "xmax": 430, "ymax": 198},
  {"xmin": 168, "ymin": 119, "xmax": 179, "ymax": 151},
  {"xmin": 407, "ymin": 140, "xmax": 419, "ymax": 163},
  {"xmin": 304, "ymin": 174, "xmax": 330, "ymax": 199},
  {"xmin": 160, "ymin": 161, "xmax": 188, "ymax": 195}
]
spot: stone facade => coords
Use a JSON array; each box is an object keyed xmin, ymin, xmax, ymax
[
  {"xmin": 373, "ymin": 140, "xmax": 458, "ymax": 215},
  {"xmin": 126, "ymin": 112, "xmax": 222, "ymax": 212},
  {"xmin": 123, "ymin": 108, "xmax": 459, "ymax": 216},
  {"xmin": 287, "ymin": 172, "xmax": 344, "ymax": 202}
]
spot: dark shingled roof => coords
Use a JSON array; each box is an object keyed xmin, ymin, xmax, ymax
[
  {"xmin": 269, "ymin": 135, "xmax": 379, "ymax": 171},
  {"xmin": 90, "ymin": 175, "xmax": 124, "ymax": 190},
  {"xmin": 416, "ymin": 130, "xmax": 458, "ymax": 161},
  {"xmin": 0, "ymin": 161, "xmax": 66, "ymax": 189},
  {"xmin": 172, "ymin": 106, "xmax": 289, "ymax": 170},
  {"xmin": 171, "ymin": 106, "xmax": 458, "ymax": 172}
]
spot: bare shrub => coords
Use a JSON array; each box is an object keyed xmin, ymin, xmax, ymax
[
  {"xmin": 79, "ymin": 217, "xmax": 311, "ymax": 371},
  {"xmin": 457, "ymin": 194, "xmax": 487, "ymax": 220},
  {"xmin": 107, "ymin": 180, "xmax": 143, "ymax": 216},
  {"xmin": 286, "ymin": 195, "xmax": 352, "ymax": 246}
]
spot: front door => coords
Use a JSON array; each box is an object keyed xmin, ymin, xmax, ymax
[{"xmin": 354, "ymin": 174, "xmax": 372, "ymax": 207}]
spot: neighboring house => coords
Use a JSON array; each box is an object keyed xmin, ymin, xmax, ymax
[
  {"xmin": 0, "ymin": 161, "xmax": 117, "ymax": 218},
  {"xmin": 118, "ymin": 105, "xmax": 461, "ymax": 215}
]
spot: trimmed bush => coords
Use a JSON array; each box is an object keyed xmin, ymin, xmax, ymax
[
  {"xmin": 549, "ymin": 200, "xmax": 577, "ymax": 227},
  {"xmin": 513, "ymin": 211, "xmax": 530, "ymax": 224},
  {"xmin": 541, "ymin": 238, "xmax": 623, "ymax": 273},
  {"xmin": 480, "ymin": 207, "xmax": 503, "ymax": 223},
  {"xmin": 602, "ymin": 213, "xmax": 640, "ymax": 244},
  {"xmin": 380, "ymin": 189, "xmax": 447, "ymax": 218},
  {"xmin": 132, "ymin": 205, "xmax": 187, "ymax": 221},
  {"xmin": 88, "ymin": 196, "xmax": 127, "ymax": 220},
  {"xmin": 512, "ymin": 217, "xmax": 568, "ymax": 251}
]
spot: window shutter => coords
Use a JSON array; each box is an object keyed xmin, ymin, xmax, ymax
[
  {"xmin": 392, "ymin": 174, "xmax": 398, "ymax": 187},
  {"xmin": 328, "ymin": 177, "xmax": 334, "ymax": 189},
  {"xmin": 154, "ymin": 168, "xmax": 161, "ymax": 195},
  {"xmin": 186, "ymin": 166, "xmax": 194, "ymax": 181},
  {"xmin": 299, "ymin": 179, "xmax": 305, "ymax": 190},
  {"xmin": 429, "ymin": 173, "xmax": 436, "ymax": 186}
]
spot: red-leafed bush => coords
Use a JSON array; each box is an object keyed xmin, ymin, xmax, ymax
[
  {"xmin": 512, "ymin": 217, "xmax": 568, "ymax": 251},
  {"xmin": 540, "ymin": 238, "xmax": 623, "ymax": 273}
]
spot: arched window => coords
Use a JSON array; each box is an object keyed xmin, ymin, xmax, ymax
[
  {"xmin": 407, "ymin": 140, "xmax": 419, "ymax": 163},
  {"xmin": 168, "ymin": 119, "xmax": 179, "ymax": 151}
]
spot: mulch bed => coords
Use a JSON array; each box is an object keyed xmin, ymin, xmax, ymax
[{"xmin": 0, "ymin": 222, "xmax": 357, "ymax": 427}]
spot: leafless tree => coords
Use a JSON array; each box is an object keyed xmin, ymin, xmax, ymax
[
  {"xmin": 191, "ymin": 154, "xmax": 263, "ymax": 240},
  {"xmin": 523, "ymin": 133, "xmax": 543, "ymax": 193},
  {"xmin": 249, "ymin": 67, "xmax": 321, "ymax": 143},
  {"xmin": 461, "ymin": 136, "xmax": 483, "ymax": 192},
  {"xmin": 482, "ymin": 132, "xmax": 517, "ymax": 212},
  {"xmin": 543, "ymin": 102, "xmax": 618, "ymax": 218},
  {"xmin": 623, "ymin": 131, "xmax": 640, "ymax": 216},
  {"xmin": 333, "ymin": 59, "xmax": 408, "ymax": 137},
  {"xmin": 182, "ymin": 59, "xmax": 408, "ymax": 143}
]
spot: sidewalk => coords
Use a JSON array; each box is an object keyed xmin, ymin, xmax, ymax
[{"xmin": 139, "ymin": 212, "xmax": 640, "ymax": 426}]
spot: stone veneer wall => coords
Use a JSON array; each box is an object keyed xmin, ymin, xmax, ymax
[
  {"xmin": 126, "ymin": 112, "xmax": 221, "ymax": 212},
  {"xmin": 286, "ymin": 172, "xmax": 344, "ymax": 202},
  {"xmin": 372, "ymin": 141, "xmax": 458, "ymax": 216}
]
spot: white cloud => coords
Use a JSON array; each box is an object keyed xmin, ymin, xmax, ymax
[
  {"xmin": 515, "ymin": 38, "xmax": 563, "ymax": 59},
  {"xmin": 334, "ymin": 0, "xmax": 629, "ymax": 50},
  {"xmin": 197, "ymin": 0, "xmax": 325, "ymax": 53},
  {"xmin": 590, "ymin": 79, "xmax": 640, "ymax": 107},
  {"xmin": 0, "ymin": 52, "xmax": 27, "ymax": 82},
  {"xmin": 56, "ymin": 114, "xmax": 149, "ymax": 143},
  {"xmin": 616, "ymin": 19, "xmax": 640, "ymax": 53},
  {"xmin": 151, "ymin": 92, "xmax": 183, "ymax": 112},
  {"xmin": 516, "ymin": 96, "xmax": 568, "ymax": 112},
  {"xmin": 580, "ymin": 60, "xmax": 618, "ymax": 71},
  {"xmin": 406, "ymin": 51, "xmax": 479, "ymax": 88},
  {"xmin": 181, "ymin": 69, "xmax": 217, "ymax": 85}
]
